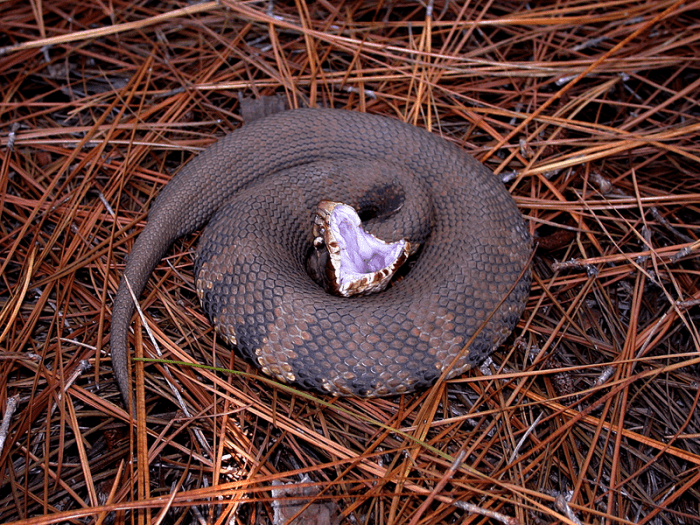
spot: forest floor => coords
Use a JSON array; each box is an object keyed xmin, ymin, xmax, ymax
[{"xmin": 1, "ymin": 1, "xmax": 699, "ymax": 524}]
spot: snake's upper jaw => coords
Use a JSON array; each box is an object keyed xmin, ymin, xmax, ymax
[{"xmin": 312, "ymin": 200, "xmax": 411, "ymax": 297}]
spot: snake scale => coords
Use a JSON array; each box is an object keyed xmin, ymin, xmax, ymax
[{"xmin": 110, "ymin": 108, "xmax": 531, "ymax": 403}]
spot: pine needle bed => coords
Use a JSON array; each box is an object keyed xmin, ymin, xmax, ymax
[{"xmin": 1, "ymin": 1, "xmax": 699, "ymax": 523}]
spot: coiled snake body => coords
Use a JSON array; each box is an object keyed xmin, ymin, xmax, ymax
[{"xmin": 111, "ymin": 108, "xmax": 531, "ymax": 402}]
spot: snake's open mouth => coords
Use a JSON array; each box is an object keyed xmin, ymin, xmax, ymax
[{"xmin": 312, "ymin": 200, "xmax": 411, "ymax": 297}]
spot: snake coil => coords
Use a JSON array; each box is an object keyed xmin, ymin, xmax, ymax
[{"xmin": 110, "ymin": 108, "xmax": 531, "ymax": 401}]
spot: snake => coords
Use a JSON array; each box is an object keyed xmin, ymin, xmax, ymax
[{"xmin": 110, "ymin": 108, "xmax": 531, "ymax": 403}]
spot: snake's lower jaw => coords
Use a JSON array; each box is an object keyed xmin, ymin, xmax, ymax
[{"xmin": 313, "ymin": 200, "xmax": 411, "ymax": 297}]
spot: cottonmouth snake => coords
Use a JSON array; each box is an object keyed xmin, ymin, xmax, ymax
[{"xmin": 110, "ymin": 108, "xmax": 531, "ymax": 402}]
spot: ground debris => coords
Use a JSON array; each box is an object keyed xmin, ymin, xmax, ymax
[{"xmin": 271, "ymin": 475, "xmax": 340, "ymax": 525}]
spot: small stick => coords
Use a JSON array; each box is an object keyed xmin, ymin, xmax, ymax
[{"xmin": 0, "ymin": 395, "xmax": 20, "ymax": 457}]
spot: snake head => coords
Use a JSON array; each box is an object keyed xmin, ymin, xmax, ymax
[{"xmin": 312, "ymin": 200, "xmax": 411, "ymax": 297}]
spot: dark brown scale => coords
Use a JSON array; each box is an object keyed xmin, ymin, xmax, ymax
[{"xmin": 110, "ymin": 108, "xmax": 531, "ymax": 402}]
